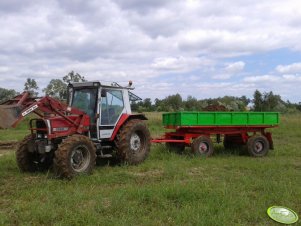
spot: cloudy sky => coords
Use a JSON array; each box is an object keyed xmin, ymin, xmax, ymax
[{"xmin": 1, "ymin": 0, "xmax": 301, "ymax": 102}]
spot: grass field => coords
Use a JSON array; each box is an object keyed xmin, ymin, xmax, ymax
[{"xmin": 0, "ymin": 113, "xmax": 300, "ymax": 225}]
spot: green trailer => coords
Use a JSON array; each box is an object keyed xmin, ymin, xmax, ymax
[
  {"xmin": 162, "ymin": 111, "xmax": 279, "ymax": 127},
  {"xmin": 152, "ymin": 111, "xmax": 280, "ymax": 157}
]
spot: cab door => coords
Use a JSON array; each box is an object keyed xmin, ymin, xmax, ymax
[{"xmin": 99, "ymin": 89, "xmax": 125, "ymax": 139}]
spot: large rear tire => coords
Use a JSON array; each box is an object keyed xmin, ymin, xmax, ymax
[
  {"xmin": 16, "ymin": 134, "xmax": 52, "ymax": 172},
  {"xmin": 115, "ymin": 119, "xmax": 151, "ymax": 165},
  {"xmin": 54, "ymin": 134, "xmax": 96, "ymax": 179}
]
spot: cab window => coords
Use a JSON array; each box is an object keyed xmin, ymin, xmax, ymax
[
  {"xmin": 72, "ymin": 88, "xmax": 97, "ymax": 123},
  {"xmin": 101, "ymin": 90, "xmax": 124, "ymax": 125}
]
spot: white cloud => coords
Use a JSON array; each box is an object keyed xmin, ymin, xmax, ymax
[
  {"xmin": 151, "ymin": 56, "xmax": 211, "ymax": 72},
  {"xmin": 243, "ymin": 75, "xmax": 280, "ymax": 82},
  {"xmin": 0, "ymin": 0, "xmax": 301, "ymax": 101},
  {"xmin": 212, "ymin": 61, "xmax": 245, "ymax": 80},
  {"xmin": 282, "ymin": 74, "xmax": 301, "ymax": 82},
  {"xmin": 276, "ymin": 62, "xmax": 301, "ymax": 74},
  {"xmin": 225, "ymin": 61, "xmax": 245, "ymax": 74}
]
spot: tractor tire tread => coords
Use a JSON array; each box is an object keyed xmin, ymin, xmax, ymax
[
  {"xmin": 16, "ymin": 134, "xmax": 36, "ymax": 172},
  {"xmin": 115, "ymin": 119, "xmax": 150, "ymax": 165},
  {"xmin": 53, "ymin": 134, "xmax": 96, "ymax": 179}
]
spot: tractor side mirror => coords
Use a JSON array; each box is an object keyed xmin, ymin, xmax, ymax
[{"xmin": 101, "ymin": 89, "xmax": 107, "ymax": 97}]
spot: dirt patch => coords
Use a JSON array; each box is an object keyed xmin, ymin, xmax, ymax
[
  {"xmin": 0, "ymin": 149, "xmax": 14, "ymax": 157},
  {"xmin": 187, "ymin": 167, "xmax": 205, "ymax": 176},
  {"xmin": 129, "ymin": 169, "xmax": 163, "ymax": 177},
  {"xmin": 0, "ymin": 141, "xmax": 18, "ymax": 149},
  {"xmin": 0, "ymin": 142, "xmax": 16, "ymax": 157}
]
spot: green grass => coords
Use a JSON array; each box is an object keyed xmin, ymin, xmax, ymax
[
  {"xmin": 0, "ymin": 116, "xmax": 32, "ymax": 141},
  {"xmin": 0, "ymin": 113, "xmax": 300, "ymax": 225}
]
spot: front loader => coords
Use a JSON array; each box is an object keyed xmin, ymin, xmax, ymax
[{"xmin": 0, "ymin": 81, "xmax": 151, "ymax": 178}]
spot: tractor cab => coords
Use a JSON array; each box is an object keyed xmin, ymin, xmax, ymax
[{"xmin": 68, "ymin": 81, "xmax": 141, "ymax": 140}]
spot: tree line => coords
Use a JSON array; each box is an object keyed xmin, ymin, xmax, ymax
[
  {"xmin": 0, "ymin": 71, "xmax": 85, "ymax": 103},
  {"xmin": 132, "ymin": 91, "xmax": 301, "ymax": 113},
  {"xmin": 0, "ymin": 71, "xmax": 300, "ymax": 113}
]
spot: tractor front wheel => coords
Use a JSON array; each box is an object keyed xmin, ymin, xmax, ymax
[
  {"xmin": 16, "ymin": 134, "xmax": 52, "ymax": 172},
  {"xmin": 54, "ymin": 134, "xmax": 96, "ymax": 179},
  {"xmin": 16, "ymin": 134, "xmax": 37, "ymax": 172},
  {"xmin": 115, "ymin": 119, "xmax": 151, "ymax": 165}
]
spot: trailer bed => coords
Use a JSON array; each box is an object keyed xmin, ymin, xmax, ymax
[{"xmin": 163, "ymin": 111, "xmax": 279, "ymax": 127}]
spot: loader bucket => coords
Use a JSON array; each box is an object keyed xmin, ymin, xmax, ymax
[{"xmin": 0, "ymin": 105, "xmax": 22, "ymax": 129}]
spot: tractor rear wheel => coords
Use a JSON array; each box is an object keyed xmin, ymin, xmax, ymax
[
  {"xmin": 192, "ymin": 136, "xmax": 214, "ymax": 157},
  {"xmin": 54, "ymin": 134, "xmax": 96, "ymax": 179},
  {"xmin": 115, "ymin": 119, "xmax": 150, "ymax": 165},
  {"xmin": 247, "ymin": 135, "xmax": 269, "ymax": 157},
  {"xmin": 16, "ymin": 134, "xmax": 52, "ymax": 172}
]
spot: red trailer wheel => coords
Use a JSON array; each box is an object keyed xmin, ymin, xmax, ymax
[
  {"xmin": 247, "ymin": 135, "xmax": 269, "ymax": 157},
  {"xmin": 192, "ymin": 136, "xmax": 214, "ymax": 157}
]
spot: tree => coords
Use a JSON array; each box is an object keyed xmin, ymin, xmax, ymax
[
  {"xmin": 263, "ymin": 91, "xmax": 282, "ymax": 111},
  {"xmin": 253, "ymin": 90, "xmax": 263, "ymax": 111},
  {"xmin": 185, "ymin": 95, "xmax": 199, "ymax": 111},
  {"xmin": 63, "ymin": 71, "xmax": 86, "ymax": 84},
  {"xmin": 154, "ymin": 98, "xmax": 165, "ymax": 111},
  {"xmin": 24, "ymin": 78, "xmax": 39, "ymax": 97},
  {"xmin": 252, "ymin": 90, "xmax": 285, "ymax": 112},
  {"xmin": 239, "ymin": 95, "xmax": 251, "ymax": 106},
  {"xmin": 42, "ymin": 71, "xmax": 86, "ymax": 100},
  {"xmin": 165, "ymin": 94, "xmax": 183, "ymax": 111},
  {"xmin": 42, "ymin": 79, "xmax": 67, "ymax": 100},
  {"xmin": 142, "ymin": 98, "xmax": 153, "ymax": 111},
  {"xmin": 0, "ymin": 87, "xmax": 18, "ymax": 103}
]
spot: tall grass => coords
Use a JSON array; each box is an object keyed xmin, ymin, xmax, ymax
[{"xmin": 0, "ymin": 113, "xmax": 300, "ymax": 225}]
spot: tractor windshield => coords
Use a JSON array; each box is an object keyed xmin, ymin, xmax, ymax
[{"xmin": 71, "ymin": 88, "xmax": 98, "ymax": 122}]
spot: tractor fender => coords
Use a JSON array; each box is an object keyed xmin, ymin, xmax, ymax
[{"xmin": 110, "ymin": 114, "xmax": 148, "ymax": 141}]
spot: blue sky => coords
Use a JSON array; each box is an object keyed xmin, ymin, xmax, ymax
[{"xmin": 0, "ymin": 0, "xmax": 301, "ymax": 102}]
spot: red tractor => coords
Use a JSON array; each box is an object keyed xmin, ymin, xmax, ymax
[{"xmin": 0, "ymin": 81, "xmax": 151, "ymax": 178}]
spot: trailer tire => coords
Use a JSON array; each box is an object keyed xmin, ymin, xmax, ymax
[
  {"xmin": 247, "ymin": 135, "xmax": 269, "ymax": 157},
  {"xmin": 192, "ymin": 136, "xmax": 214, "ymax": 157},
  {"xmin": 53, "ymin": 134, "xmax": 96, "ymax": 179},
  {"xmin": 115, "ymin": 119, "xmax": 150, "ymax": 165},
  {"xmin": 16, "ymin": 134, "xmax": 52, "ymax": 172},
  {"xmin": 166, "ymin": 142, "xmax": 185, "ymax": 154}
]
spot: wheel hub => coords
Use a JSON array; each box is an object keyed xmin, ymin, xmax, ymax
[
  {"xmin": 254, "ymin": 141, "xmax": 263, "ymax": 153},
  {"xmin": 72, "ymin": 150, "xmax": 83, "ymax": 164},
  {"xmin": 70, "ymin": 145, "xmax": 90, "ymax": 172},
  {"xmin": 130, "ymin": 133, "xmax": 141, "ymax": 151},
  {"xmin": 199, "ymin": 142, "xmax": 208, "ymax": 153}
]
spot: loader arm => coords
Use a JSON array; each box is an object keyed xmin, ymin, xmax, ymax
[{"xmin": 0, "ymin": 92, "xmax": 90, "ymax": 131}]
